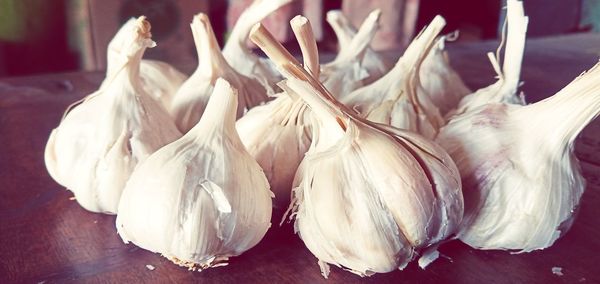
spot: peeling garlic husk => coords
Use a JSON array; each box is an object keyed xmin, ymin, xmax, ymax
[
  {"xmin": 326, "ymin": 10, "xmax": 392, "ymax": 86},
  {"xmin": 446, "ymin": 0, "xmax": 528, "ymax": 119},
  {"xmin": 44, "ymin": 17, "xmax": 182, "ymax": 214},
  {"xmin": 102, "ymin": 18, "xmax": 188, "ymax": 110},
  {"xmin": 341, "ymin": 16, "xmax": 446, "ymax": 139},
  {"xmin": 222, "ymin": 0, "xmax": 293, "ymax": 94},
  {"xmin": 436, "ymin": 60, "xmax": 600, "ymax": 252},
  {"xmin": 321, "ymin": 9, "xmax": 382, "ymax": 99},
  {"xmin": 169, "ymin": 13, "xmax": 268, "ymax": 134},
  {"xmin": 250, "ymin": 22, "xmax": 463, "ymax": 277},
  {"xmin": 116, "ymin": 78, "xmax": 273, "ymax": 270}
]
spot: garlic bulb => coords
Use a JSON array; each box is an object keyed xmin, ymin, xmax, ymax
[
  {"xmin": 341, "ymin": 16, "xmax": 446, "ymax": 139},
  {"xmin": 235, "ymin": 15, "xmax": 317, "ymax": 209},
  {"xmin": 436, "ymin": 60, "xmax": 600, "ymax": 252},
  {"xmin": 419, "ymin": 35, "xmax": 471, "ymax": 116},
  {"xmin": 44, "ymin": 17, "xmax": 182, "ymax": 214},
  {"xmin": 250, "ymin": 23, "xmax": 463, "ymax": 277},
  {"xmin": 116, "ymin": 78, "xmax": 272, "ymax": 270},
  {"xmin": 222, "ymin": 0, "xmax": 293, "ymax": 93},
  {"xmin": 102, "ymin": 18, "xmax": 188, "ymax": 110},
  {"xmin": 447, "ymin": 0, "xmax": 528, "ymax": 118},
  {"xmin": 326, "ymin": 10, "xmax": 391, "ymax": 85},
  {"xmin": 321, "ymin": 9, "xmax": 382, "ymax": 99},
  {"xmin": 169, "ymin": 13, "xmax": 268, "ymax": 134}
]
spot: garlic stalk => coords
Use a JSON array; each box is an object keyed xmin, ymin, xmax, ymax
[
  {"xmin": 436, "ymin": 61, "xmax": 600, "ymax": 252},
  {"xmin": 321, "ymin": 9, "xmax": 382, "ymax": 99},
  {"xmin": 116, "ymin": 78, "xmax": 273, "ymax": 270},
  {"xmin": 44, "ymin": 17, "xmax": 182, "ymax": 214},
  {"xmin": 420, "ymin": 35, "xmax": 471, "ymax": 116},
  {"xmin": 222, "ymin": 0, "xmax": 293, "ymax": 93},
  {"xmin": 102, "ymin": 18, "xmax": 188, "ymax": 110},
  {"xmin": 341, "ymin": 16, "xmax": 446, "ymax": 139},
  {"xmin": 326, "ymin": 10, "xmax": 391, "ymax": 85},
  {"xmin": 236, "ymin": 15, "xmax": 317, "ymax": 209},
  {"xmin": 250, "ymin": 23, "xmax": 463, "ymax": 277},
  {"xmin": 169, "ymin": 13, "xmax": 268, "ymax": 134},
  {"xmin": 447, "ymin": 0, "xmax": 528, "ymax": 118}
]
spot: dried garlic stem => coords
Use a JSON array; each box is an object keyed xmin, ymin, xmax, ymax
[
  {"xmin": 326, "ymin": 11, "xmax": 353, "ymax": 48},
  {"xmin": 330, "ymin": 9, "xmax": 381, "ymax": 65},
  {"xmin": 291, "ymin": 16, "xmax": 320, "ymax": 78}
]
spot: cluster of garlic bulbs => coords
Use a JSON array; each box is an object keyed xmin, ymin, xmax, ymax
[
  {"xmin": 44, "ymin": 0, "xmax": 600, "ymax": 278},
  {"xmin": 251, "ymin": 21, "xmax": 463, "ymax": 277}
]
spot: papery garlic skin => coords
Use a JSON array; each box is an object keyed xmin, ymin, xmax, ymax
[
  {"xmin": 436, "ymin": 61, "xmax": 600, "ymax": 252},
  {"xmin": 102, "ymin": 18, "xmax": 188, "ymax": 110},
  {"xmin": 420, "ymin": 37, "xmax": 471, "ymax": 116},
  {"xmin": 44, "ymin": 17, "xmax": 182, "ymax": 214},
  {"xmin": 236, "ymin": 93, "xmax": 311, "ymax": 209},
  {"xmin": 326, "ymin": 10, "xmax": 391, "ymax": 86},
  {"xmin": 222, "ymin": 0, "xmax": 293, "ymax": 92},
  {"xmin": 342, "ymin": 16, "xmax": 446, "ymax": 139},
  {"xmin": 116, "ymin": 79, "xmax": 272, "ymax": 269},
  {"xmin": 169, "ymin": 14, "xmax": 267, "ymax": 134}
]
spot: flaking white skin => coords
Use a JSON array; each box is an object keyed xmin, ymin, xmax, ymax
[
  {"xmin": 116, "ymin": 79, "xmax": 273, "ymax": 268},
  {"xmin": 169, "ymin": 14, "xmax": 268, "ymax": 134},
  {"xmin": 326, "ymin": 10, "xmax": 392, "ymax": 86},
  {"xmin": 222, "ymin": 0, "xmax": 293, "ymax": 93},
  {"xmin": 102, "ymin": 18, "xmax": 188, "ymax": 110},
  {"xmin": 436, "ymin": 61, "xmax": 600, "ymax": 252},
  {"xmin": 341, "ymin": 16, "xmax": 447, "ymax": 139},
  {"xmin": 44, "ymin": 17, "xmax": 182, "ymax": 214}
]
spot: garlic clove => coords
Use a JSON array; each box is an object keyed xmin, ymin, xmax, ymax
[
  {"xmin": 44, "ymin": 17, "xmax": 182, "ymax": 214},
  {"xmin": 116, "ymin": 78, "xmax": 272, "ymax": 270},
  {"xmin": 102, "ymin": 18, "xmax": 188, "ymax": 110},
  {"xmin": 169, "ymin": 13, "xmax": 268, "ymax": 134}
]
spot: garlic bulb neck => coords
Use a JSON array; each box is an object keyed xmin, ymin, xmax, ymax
[{"xmin": 192, "ymin": 14, "xmax": 234, "ymax": 78}]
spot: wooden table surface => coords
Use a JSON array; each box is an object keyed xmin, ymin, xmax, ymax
[{"xmin": 1, "ymin": 33, "xmax": 600, "ymax": 283}]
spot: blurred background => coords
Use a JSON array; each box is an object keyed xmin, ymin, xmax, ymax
[{"xmin": 0, "ymin": 0, "xmax": 597, "ymax": 77}]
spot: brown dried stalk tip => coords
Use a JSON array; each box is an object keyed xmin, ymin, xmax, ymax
[{"xmin": 136, "ymin": 16, "xmax": 152, "ymax": 39}]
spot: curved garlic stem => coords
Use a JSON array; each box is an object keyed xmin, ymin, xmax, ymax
[
  {"xmin": 502, "ymin": 0, "xmax": 528, "ymax": 90},
  {"xmin": 291, "ymin": 15, "xmax": 320, "ymax": 78},
  {"xmin": 223, "ymin": 0, "xmax": 293, "ymax": 59},
  {"xmin": 329, "ymin": 9, "xmax": 381, "ymax": 66},
  {"xmin": 325, "ymin": 10, "xmax": 353, "ymax": 48}
]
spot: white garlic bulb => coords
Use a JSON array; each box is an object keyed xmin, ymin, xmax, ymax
[
  {"xmin": 250, "ymin": 23, "xmax": 463, "ymax": 277},
  {"xmin": 116, "ymin": 78, "xmax": 273, "ymax": 270},
  {"xmin": 419, "ymin": 36, "xmax": 471, "ymax": 116},
  {"xmin": 235, "ymin": 15, "xmax": 318, "ymax": 209},
  {"xmin": 326, "ymin": 10, "xmax": 391, "ymax": 85},
  {"xmin": 341, "ymin": 16, "xmax": 446, "ymax": 139},
  {"xmin": 320, "ymin": 9, "xmax": 382, "ymax": 99},
  {"xmin": 44, "ymin": 17, "xmax": 182, "ymax": 214},
  {"xmin": 436, "ymin": 61, "xmax": 600, "ymax": 252},
  {"xmin": 169, "ymin": 13, "xmax": 268, "ymax": 134},
  {"xmin": 222, "ymin": 0, "xmax": 293, "ymax": 93},
  {"xmin": 102, "ymin": 18, "xmax": 188, "ymax": 110},
  {"xmin": 447, "ymin": 0, "xmax": 528, "ymax": 118}
]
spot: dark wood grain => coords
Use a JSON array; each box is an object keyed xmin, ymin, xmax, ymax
[{"xmin": 1, "ymin": 33, "xmax": 600, "ymax": 284}]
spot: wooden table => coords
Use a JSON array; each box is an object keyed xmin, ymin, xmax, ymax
[{"xmin": 1, "ymin": 33, "xmax": 600, "ymax": 283}]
